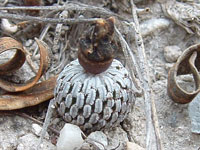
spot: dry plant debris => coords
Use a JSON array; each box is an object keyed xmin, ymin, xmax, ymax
[
  {"xmin": 162, "ymin": 0, "xmax": 200, "ymax": 36},
  {"xmin": 0, "ymin": 37, "xmax": 57, "ymax": 110},
  {"xmin": 167, "ymin": 43, "xmax": 200, "ymax": 104}
]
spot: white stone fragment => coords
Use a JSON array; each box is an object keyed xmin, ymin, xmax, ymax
[
  {"xmin": 32, "ymin": 124, "xmax": 49, "ymax": 139},
  {"xmin": 56, "ymin": 123, "xmax": 84, "ymax": 150},
  {"xmin": 164, "ymin": 45, "xmax": 182, "ymax": 63},
  {"xmin": 87, "ymin": 131, "xmax": 108, "ymax": 149},
  {"xmin": 140, "ymin": 18, "xmax": 170, "ymax": 37},
  {"xmin": 189, "ymin": 93, "xmax": 200, "ymax": 134},
  {"xmin": 1, "ymin": 19, "xmax": 18, "ymax": 33}
]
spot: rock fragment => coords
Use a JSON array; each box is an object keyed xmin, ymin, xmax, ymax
[{"xmin": 164, "ymin": 45, "xmax": 182, "ymax": 63}]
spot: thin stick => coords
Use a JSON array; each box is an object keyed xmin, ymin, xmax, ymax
[
  {"xmin": 114, "ymin": 26, "xmax": 142, "ymax": 96},
  {"xmin": 37, "ymin": 100, "xmax": 56, "ymax": 150},
  {"xmin": 0, "ymin": 3, "xmax": 121, "ymax": 19},
  {"xmin": 0, "ymin": 11, "xmax": 99, "ymax": 24},
  {"xmin": 130, "ymin": 0, "xmax": 163, "ymax": 150},
  {"xmin": 0, "ymin": 2, "xmax": 148, "ymax": 20}
]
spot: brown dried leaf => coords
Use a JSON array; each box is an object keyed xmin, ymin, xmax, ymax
[
  {"xmin": 0, "ymin": 37, "xmax": 49, "ymax": 92},
  {"xmin": 167, "ymin": 43, "xmax": 200, "ymax": 104},
  {"xmin": 0, "ymin": 37, "xmax": 26, "ymax": 75},
  {"xmin": 0, "ymin": 37, "xmax": 56, "ymax": 110},
  {"xmin": 0, "ymin": 76, "xmax": 57, "ymax": 110}
]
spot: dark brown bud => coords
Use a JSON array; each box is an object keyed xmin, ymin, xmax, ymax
[{"xmin": 78, "ymin": 17, "xmax": 115, "ymax": 74}]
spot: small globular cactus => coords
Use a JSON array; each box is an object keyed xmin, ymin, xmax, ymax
[{"xmin": 54, "ymin": 17, "xmax": 135, "ymax": 132}]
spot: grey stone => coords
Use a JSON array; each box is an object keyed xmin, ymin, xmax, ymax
[
  {"xmin": 189, "ymin": 93, "xmax": 200, "ymax": 133},
  {"xmin": 164, "ymin": 45, "xmax": 182, "ymax": 63},
  {"xmin": 87, "ymin": 131, "xmax": 108, "ymax": 149},
  {"xmin": 31, "ymin": 124, "xmax": 49, "ymax": 139}
]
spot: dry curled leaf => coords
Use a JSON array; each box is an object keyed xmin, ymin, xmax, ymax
[
  {"xmin": 0, "ymin": 37, "xmax": 57, "ymax": 110},
  {"xmin": 167, "ymin": 43, "xmax": 200, "ymax": 104},
  {"xmin": 0, "ymin": 37, "xmax": 26, "ymax": 75},
  {"xmin": 0, "ymin": 76, "xmax": 57, "ymax": 110},
  {"xmin": 0, "ymin": 37, "xmax": 49, "ymax": 92},
  {"xmin": 162, "ymin": 0, "xmax": 200, "ymax": 36}
]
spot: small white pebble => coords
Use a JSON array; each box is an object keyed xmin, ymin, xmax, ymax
[
  {"xmin": 1, "ymin": 19, "xmax": 18, "ymax": 33},
  {"xmin": 56, "ymin": 123, "xmax": 84, "ymax": 150},
  {"xmin": 87, "ymin": 131, "xmax": 108, "ymax": 149},
  {"xmin": 32, "ymin": 124, "xmax": 49, "ymax": 139},
  {"xmin": 164, "ymin": 45, "xmax": 182, "ymax": 63},
  {"xmin": 17, "ymin": 143, "xmax": 25, "ymax": 150},
  {"xmin": 24, "ymin": 39, "xmax": 34, "ymax": 47}
]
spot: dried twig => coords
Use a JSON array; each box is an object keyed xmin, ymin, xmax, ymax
[
  {"xmin": 0, "ymin": 2, "xmax": 149, "ymax": 21},
  {"xmin": 38, "ymin": 100, "xmax": 56, "ymax": 149},
  {"xmin": 0, "ymin": 11, "xmax": 99, "ymax": 24},
  {"xmin": 114, "ymin": 26, "xmax": 142, "ymax": 96},
  {"xmin": 129, "ymin": 0, "xmax": 163, "ymax": 150},
  {"xmin": 0, "ymin": 3, "xmax": 122, "ymax": 19},
  {"xmin": 162, "ymin": 0, "xmax": 200, "ymax": 36},
  {"xmin": 52, "ymin": 10, "xmax": 68, "ymax": 54}
]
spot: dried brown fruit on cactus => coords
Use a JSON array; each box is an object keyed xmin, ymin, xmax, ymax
[{"xmin": 78, "ymin": 17, "xmax": 115, "ymax": 74}]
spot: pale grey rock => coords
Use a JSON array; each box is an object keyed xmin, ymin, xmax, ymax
[
  {"xmin": 189, "ymin": 93, "xmax": 200, "ymax": 134},
  {"xmin": 24, "ymin": 39, "xmax": 34, "ymax": 47},
  {"xmin": 140, "ymin": 18, "xmax": 170, "ymax": 37},
  {"xmin": 164, "ymin": 45, "xmax": 182, "ymax": 63},
  {"xmin": 104, "ymin": 127, "xmax": 129, "ymax": 150},
  {"xmin": 31, "ymin": 124, "xmax": 49, "ymax": 139},
  {"xmin": 32, "ymin": 124, "xmax": 42, "ymax": 137},
  {"xmin": 87, "ymin": 131, "xmax": 108, "ymax": 149},
  {"xmin": 56, "ymin": 123, "xmax": 84, "ymax": 150}
]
